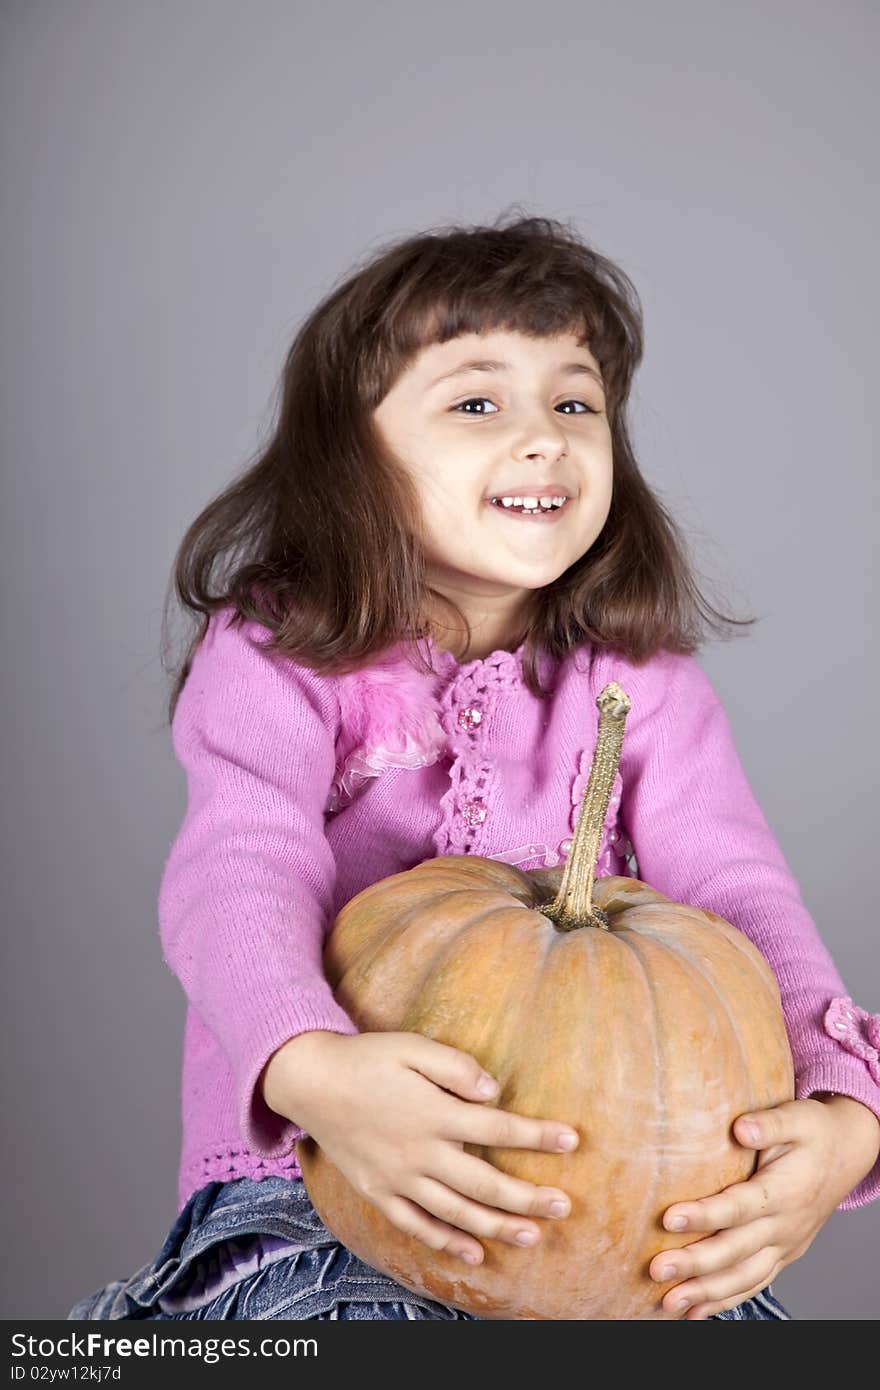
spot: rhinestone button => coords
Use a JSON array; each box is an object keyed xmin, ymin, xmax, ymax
[
  {"xmin": 457, "ymin": 705, "xmax": 483, "ymax": 732},
  {"xmin": 462, "ymin": 800, "xmax": 487, "ymax": 827}
]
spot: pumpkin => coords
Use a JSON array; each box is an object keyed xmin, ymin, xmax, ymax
[{"xmin": 296, "ymin": 682, "xmax": 795, "ymax": 1319}]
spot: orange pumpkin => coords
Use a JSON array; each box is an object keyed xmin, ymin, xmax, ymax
[{"xmin": 296, "ymin": 682, "xmax": 794, "ymax": 1319}]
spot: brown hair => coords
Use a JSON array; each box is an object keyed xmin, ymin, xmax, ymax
[{"xmin": 161, "ymin": 208, "xmax": 758, "ymax": 722}]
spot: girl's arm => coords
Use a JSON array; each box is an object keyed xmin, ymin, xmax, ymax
[
  {"xmin": 608, "ymin": 646, "xmax": 880, "ymax": 1208},
  {"xmin": 158, "ymin": 606, "xmax": 358, "ymax": 1158}
]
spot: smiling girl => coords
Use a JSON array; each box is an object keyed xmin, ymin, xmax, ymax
[
  {"xmin": 68, "ymin": 213, "xmax": 880, "ymax": 1322},
  {"xmin": 371, "ymin": 328, "xmax": 613, "ymax": 662}
]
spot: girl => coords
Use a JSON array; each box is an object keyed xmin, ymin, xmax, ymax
[{"xmin": 68, "ymin": 213, "xmax": 880, "ymax": 1322}]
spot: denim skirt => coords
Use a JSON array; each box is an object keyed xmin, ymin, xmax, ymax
[{"xmin": 67, "ymin": 1175, "xmax": 792, "ymax": 1321}]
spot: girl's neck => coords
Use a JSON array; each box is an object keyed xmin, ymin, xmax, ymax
[
  {"xmin": 421, "ymin": 599, "xmax": 530, "ymax": 664},
  {"xmin": 426, "ymin": 624, "xmax": 527, "ymax": 664}
]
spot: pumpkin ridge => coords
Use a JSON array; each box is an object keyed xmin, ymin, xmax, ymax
[
  {"xmin": 418, "ymin": 855, "xmax": 532, "ymax": 889},
  {"xmin": 608, "ymin": 901, "xmax": 786, "ymax": 1000},
  {"xmin": 398, "ymin": 910, "xmax": 553, "ymax": 1054},
  {"xmin": 331, "ymin": 897, "xmax": 480, "ymax": 1001},
  {"xmin": 332, "ymin": 882, "xmax": 503, "ymax": 981},
  {"xmin": 332, "ymin": 867, "xmax": 428, "ymax": 916},
  {"xmin": 618, "ymin": 905, "xmax": 785, "ymax": 1034},
  {"xmin": 623, "ymin": 924, "xmax": 752, "ymax": 1111},
  {"xmin": 336, "ymin": 898, "xmax": 544, "ymax": 1032},
  {"xmin": 692, "ymin": 906, "xmax": 790, "ymax": 991},
  {"xmin": 625, "ymin": 914, "xmax": 791, "ymax": 1117},
  {"xmin": 608, "ymin": 927, "xmax": 667, "ymax": 1318},
  {"xmin": 329, "ymin": 877, "xmax": 525, "ymax": 978},
  {"xmin": 612, "ymin": 917, "xmax": 786, "ymax": 1233},
  {"xmin": 326, "ymin": 899, "xmax": 418, "ymax": 982}
]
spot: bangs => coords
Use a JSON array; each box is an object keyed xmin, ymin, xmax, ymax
[
  {"xmin": 394, "ymin": 285, "xmax": 592, "ymax": 356},
  {"xmin": 355, "ymin": 220, "xmax": 624, "ymax": 409}
]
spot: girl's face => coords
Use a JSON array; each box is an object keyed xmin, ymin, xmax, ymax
[{"xmin": 372, "ymin": 327, "xmax": 614, "ymax": 657}]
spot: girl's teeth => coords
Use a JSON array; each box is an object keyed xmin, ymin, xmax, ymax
[{"xmin": 493, "ymin": 495, "xmax": 567, "ymax": 513}]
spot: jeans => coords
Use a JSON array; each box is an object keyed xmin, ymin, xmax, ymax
[{"xmin": 67, "ymin": 1175, "xmax": 792, "ymax": 1321}]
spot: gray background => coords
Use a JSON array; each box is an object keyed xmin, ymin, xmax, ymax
[{"xmin": 2, "ymin": 0, "xmax": 877, "ymax": 1320}]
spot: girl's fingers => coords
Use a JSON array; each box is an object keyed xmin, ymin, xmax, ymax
[
  {"xmin": 685, "ymin": 1271, "xmax": 784, "ymax": 1320},
  {"xmin": 662, "ymin": 1248, "xmax": 780, "ymax": 1318},
  {"xmin": 381, "ymin": 1191, "xmax": 488, "ymax": 1264},
  {"xmin": 732, "ymin": 1098, "xmax": 817, "ymax": 1150},
  {"xmin": 662, "ymin": 1168, "xmax": 784, "ymax": 1234},
  {"xmin": 649, "ymin": 1218, "xmax": 775, "ymax": 1286},
  {"xmin": 430, "ymin": 1149, "xmax": 572, "ymax": 1225},
  {"xmin": 449, "ymin": 1095, "xmax": 580, "ymax": 1157},
  {"xmin": 406, "ymin": 1173, "xmax": 563, "ymax": 1250}
]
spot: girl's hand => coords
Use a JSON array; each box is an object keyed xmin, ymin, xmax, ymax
[
  {"xmin": 650, "ymin": 1095, "xmax": 880, "ymax": 1319},
  {"xmin": 263, "ymin": 1029, "xmax": 579, "ymax": 1266}
]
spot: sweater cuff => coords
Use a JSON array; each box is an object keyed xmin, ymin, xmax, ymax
[
  {"xmin": 237, "ymin": 990, "xmax": 360, "ymax": 1159},
  {"xmin": 795, "ymin": 1060, "xmax": 880, "ymax": 1210}
]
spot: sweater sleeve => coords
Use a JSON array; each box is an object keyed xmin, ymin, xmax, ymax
[
  {"xmin": 158, "ymin": 606, "xmax": 359, "ymax": 1159},
  {"xmin": 612, "ymin": 648, "xmax": 880, "ymax": 1210}
]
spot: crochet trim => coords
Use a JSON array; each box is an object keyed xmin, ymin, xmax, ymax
[
  {"xmin": 431, "ymin": 652, "xmax": 515, "ymax": 857},
  {"xmin": 179, "ymin": 1147, "xmax": 303, "ymax": 1209}
]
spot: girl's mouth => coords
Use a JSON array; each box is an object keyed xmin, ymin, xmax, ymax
[{"xmin": 485, "ymin": 495, "xmax": 570, "ymax": 522}]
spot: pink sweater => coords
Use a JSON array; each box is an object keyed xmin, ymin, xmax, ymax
[{"xmin": 159, "ymin": 606, "xmax": 880, "ymax": 1214}]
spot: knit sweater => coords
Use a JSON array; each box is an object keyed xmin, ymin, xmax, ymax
[{"xmin": 159, "ymin": 606, "xmax": 880, "ymax": 1214}]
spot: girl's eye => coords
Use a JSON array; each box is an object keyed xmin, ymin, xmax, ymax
[{"xmin": 452, "ymin": 398, "xmax": 599, "ymax": 416}]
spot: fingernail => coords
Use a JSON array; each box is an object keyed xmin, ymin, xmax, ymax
[
  {"xmin": 742, "ymin": 1121, "xmax": 760, "ymax": 1144},
  {"xmin": 460, "ymin": 1250, "xmax": 481, "ymax": 1264},
  {"xmin": 659, "ymin": 1264, "xmax": 678, "ymax": 1280},
  {"xmin": 477, "ymin": 1075, "xmax": 498, "ymax": 1097},
  {"xmin": 549, "ymin": 1200, "xmax": 569, "ymax": 1218},
  {"xmin": 556, "ymin": 1131, "xmax": 578, "ymax": 1151},
  {"xmin": 515, "ymin": 1229, "xmax": 539, "ymax": 1246},
  {"xmin": 667, "ymin": 1216, "xmax": 688, "ymax": 1231},
  {"xmin": 674, "ymin": 1297, "xmax": 690, "ymax": 1312}
]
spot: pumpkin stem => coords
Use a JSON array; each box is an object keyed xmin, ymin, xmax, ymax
[{"xmin": 543, "ymin": 681, "xmax": 632, "ymax": 932}]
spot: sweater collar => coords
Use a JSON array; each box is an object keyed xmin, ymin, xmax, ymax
[{"xmin": 417, "ymin": 632, "xmax": 529, "ymax": 689}]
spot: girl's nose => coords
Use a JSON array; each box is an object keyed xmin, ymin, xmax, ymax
[{"xmin": 513, "ymin": 417, "xmax": 569, "ymax": 460}]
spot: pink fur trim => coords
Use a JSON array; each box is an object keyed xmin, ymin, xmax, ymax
[{"xmin": 327, "ymin": 650, "xmax": 449, "ymax": 813}]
